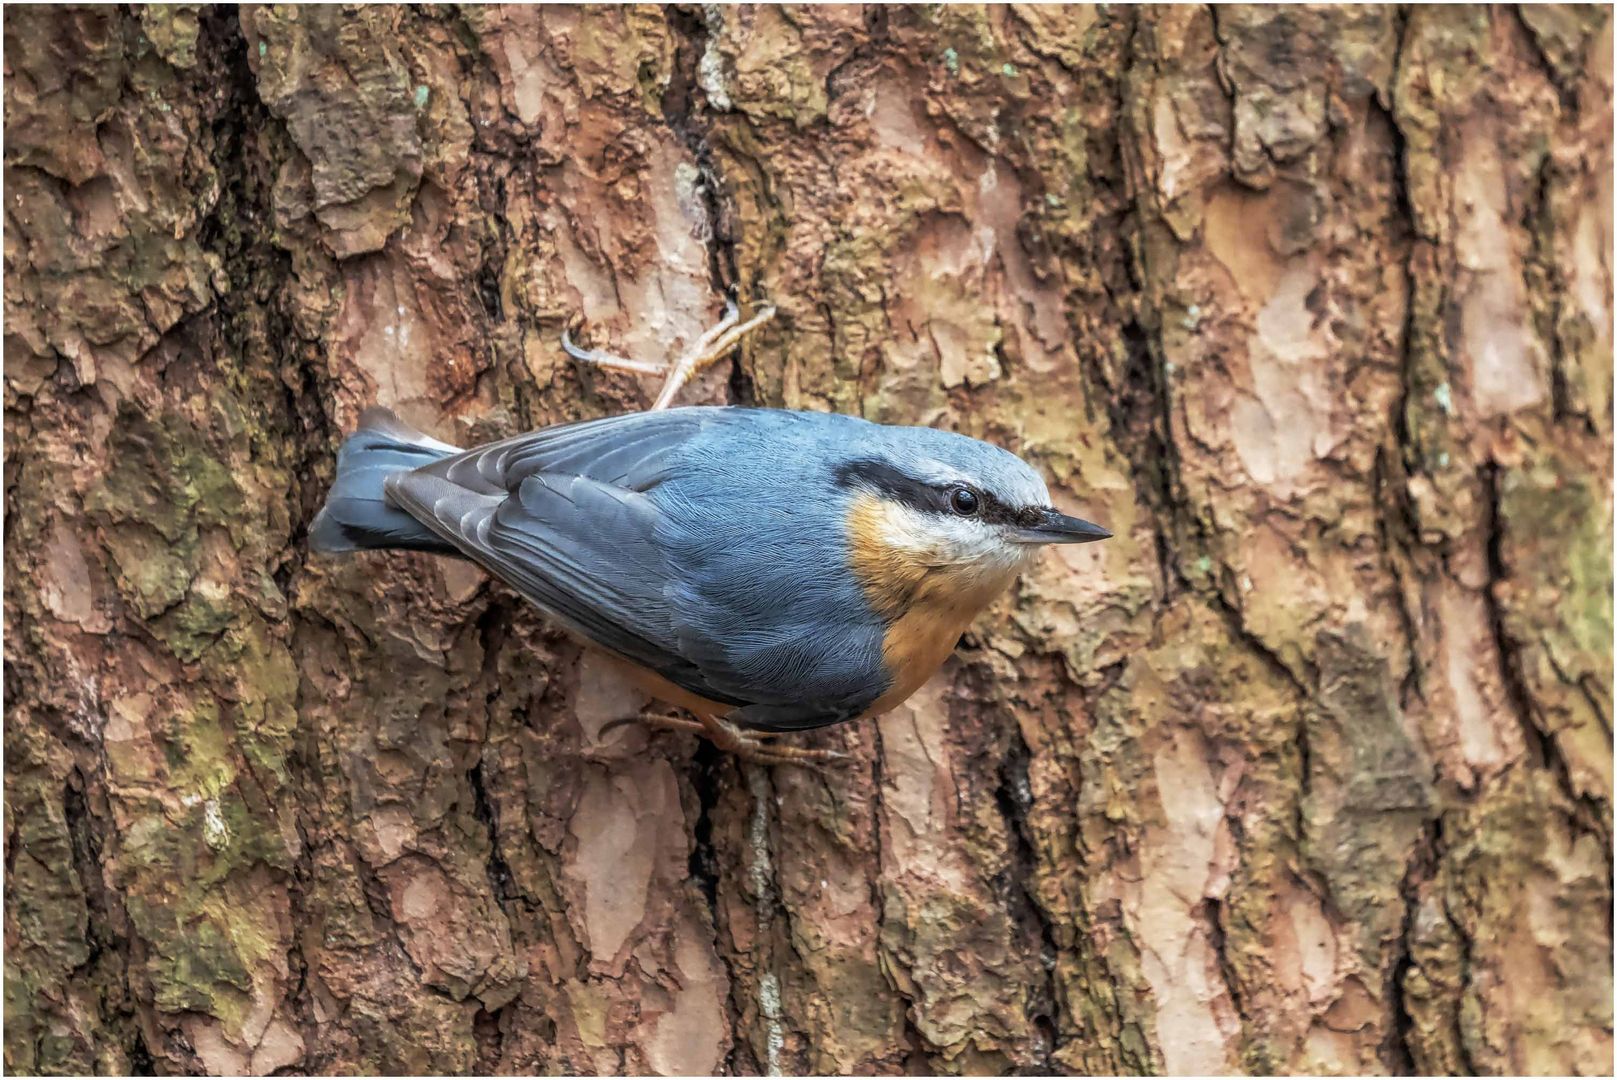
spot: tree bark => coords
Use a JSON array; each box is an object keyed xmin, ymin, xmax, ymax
[{"xmin": 4, "ymin": 4, "xmax": 1611, "ymax": 1075}]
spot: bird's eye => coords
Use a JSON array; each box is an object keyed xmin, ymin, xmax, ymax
[{"xmin": 949, "ymin": 487, "xmax": 980, "ymax": 515}]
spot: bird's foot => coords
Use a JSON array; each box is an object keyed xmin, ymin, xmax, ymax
[
  {"xmin": 561, "ymin": 294, "xmax": 776, "ymax": 411},
  {"xmin": 699, "ymin": 713, "xmax": 850, "ymax": 768},
  {"xmin": 609, "ymin": 710, "xmax": 848, "ymax": 769}
]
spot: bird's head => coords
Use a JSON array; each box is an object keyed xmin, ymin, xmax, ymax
[{"xmin": 834, "ymin": 428, "xmax": 1110, "ymax": 614}]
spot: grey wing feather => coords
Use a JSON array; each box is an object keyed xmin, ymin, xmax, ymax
[
  {"xmin": 427, "ymin": 409, "xmax": 707, "ymax": 495},
  {"xmin": 383, "ymin": 410, "xmax": 743, "ymax": 705},
  {"xmin": 356, "ymin": 405, "xmax": 463, "ymax": 454}
]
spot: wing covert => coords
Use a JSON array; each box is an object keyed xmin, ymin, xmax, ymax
[{"xmin": 382, "ymin": 409, "xmax": 748, "ymax": 706}]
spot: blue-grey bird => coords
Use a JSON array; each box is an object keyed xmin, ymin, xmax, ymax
[
  {"xmin": 308, "ymin": 405, "xmax": 1110, "ymax": 764},
  {"xmin": 309, "ymin": 302, "xmax": 1110, "ymax": 764}
]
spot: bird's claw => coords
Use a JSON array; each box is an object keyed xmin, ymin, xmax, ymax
[
  {"xmin": 732, "ymin": 739, "xmax": 850, "ymax": 767},
  {"xmin": 560, "ymin": 295, "xmax": 777, "ymax": 411},
  {"xmin": 715, "ymin": 718, "xmax": 849, "ymax": 770}
]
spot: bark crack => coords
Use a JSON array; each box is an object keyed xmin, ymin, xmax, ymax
[
  {"xmin": 467, "ymin": 760, "xmax": 518, "ymax": 916},
  {"xmin": 994, "ymin": 720, "xmax": 1061, "ymax": 1072},
  {"xmin": 660, "ymin": 5, "xmax": 765, "ymax": 409},
  {"xmin": 1480, "ymin": 463, "xmax": 1611, "ymax": 844},
  {"xmin": 472, "ymin": 1001, "xmax": 513, "ymax": 1072},
  {"xmin": 743, "ymin": 763, "xmax": 789, "ymax": 1076},
  {"xmin": 660, "ymin": 7, "xmax": 740, "ymax": 294},
  {"xmin": 684, "ymin": 740, "xmax": 747, "ymax": 1074},
  {"xmin": 61, "ymin": 773, "xmax": 107, "ymax": 973},
  {"xmin": 1384, "ymin": 813, "xmax": 1439, "ymax": 1073}
]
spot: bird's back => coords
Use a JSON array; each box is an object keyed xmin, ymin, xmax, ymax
[{"xmin": 650, "ymin": 410, "xmax": 893, "ymax": 727}]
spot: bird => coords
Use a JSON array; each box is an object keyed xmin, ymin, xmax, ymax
[{"xmin": 308, "ymin": 299, "xmax": 1111, "ymax": 765}]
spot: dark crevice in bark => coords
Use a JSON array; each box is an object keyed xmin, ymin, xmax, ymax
[
  {"xmin": 1, "ymin": 770, "xmax": 17, "ymax": 891},
  {"xmin": 469, "ymin": 597, "xmax": 522, "ymax": 918},
  {"xmin": 1293, "ymin": 710, "xmax": 1317, "ymax": 851},
  {"xmin": 1374, "ymin": 446, "xmax": 1429, "ymax": 711},
  {"xmin": 1373, "ymin": 10, "xmax": 1436, "ymax": 724},
  {"xmin": 661, "ymin": 5, "xmax": 761, "ymax": 409},
  {"xmin": 63, "ymin": 770, "xmax": 113, "ymax": 978},
  {"xmin": 1480, "ymin": 464, "xmax": 1546, "ymax": 766},
  {"xmin": 1480, "ymin": 464, "xmax": 1611, "ymax": 845},
  {"xmin": 475, "ymin": 594, "xmax": 512, "ymax": 686},
  {"xmin": 125, "ymin": 1027, "xmax": 157, "ymax": 1077},
  {"xmin": 191, "ymin": 3, "xmax": 335, "ymax": 614},
  {"xmin": 472, "ymin": 1001, "xmax": 514, "ymax": 1073},
  {"xmin": 1085, "ymin": 10, "xmax": 1182, "ymax": 614},
  {"xmin": 993, "ymin": 722, "xmax": 1060, "ymax": 1072},
  {"xmin": 660, "ymin": 5, "xmax": 737, "ymax": 292},
  {"xmin": 684, "ymin": 739, "xmax": 748, "ymax": 1074},
  {"xmin": 467, "ymin": 760, "xmax": 517, "ymax": 914},
  {"xmin": 1529, "ymin": 151, "xmax": 1577, "ymax": 427},
  {"xmin": 62, "ymin": 759, "xmax": 154, "ymax": 1072},
  {"xmin": 1384, "ymin": 1, "xmax": 1441, "ymax": 484},
  {"xmin": 476, "ymin": 247, "xmax": 505, "ymax": 325},
  {"xmin": 1201, "ymin": 896, "xmax": 1248, "ymax": 1049},
  {"xmin": 467, "ymin": 152, "xmax": 520, "ymax": 418},
  {"xmin": 1384, "ymin": 813, "xmax": 1440, "ymax": 1074},
  {"xmin": 686, "ymin": 742, "xmax": 724, "ymax": 913},
  {"xmin": 1419, "ymin": 805, "xmax": 1486, "ymax": 1077},
  {"xmin": 1112, "ymin": 315, "xmax": 1181, "ymax": 604}
]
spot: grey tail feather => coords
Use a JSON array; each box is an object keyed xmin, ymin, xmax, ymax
[{"xmin": 308, "ymin": 407, "xmax": 464, "ymax": 556}]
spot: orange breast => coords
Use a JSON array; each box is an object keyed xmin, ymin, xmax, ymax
[
  {"xmin": 844, "ymin": 493, "xmax": 1014, "ymax": 718},
  {"xmin": 861, "ymin": 593, "xmax": 982, "ymax": 716}
]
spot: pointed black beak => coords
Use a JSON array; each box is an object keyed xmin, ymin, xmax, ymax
[{"xmin": 1011, "ymin": 508, "xmax": 1112, "ymax": 545}]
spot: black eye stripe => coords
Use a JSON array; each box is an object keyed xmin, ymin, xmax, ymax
[
  {"xmin": 834, "ymin": 458, "xmax": 1035, "ymax": 525},
  {"xmin": 834, "ymin": 459, "xmax": 949, "ymax": 513}
]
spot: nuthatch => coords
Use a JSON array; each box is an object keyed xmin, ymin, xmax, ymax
[{"xmin": 310, "ymin": 300, "xmax": 1110, "ymax": 765}]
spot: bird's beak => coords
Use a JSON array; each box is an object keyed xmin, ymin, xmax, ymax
[{"xmin": 1010, "ymin": 508, "xmax": 1113, "ymax": 545}]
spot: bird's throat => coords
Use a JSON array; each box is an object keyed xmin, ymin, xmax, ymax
[{"xmin": 846, "ymin": 493, "xmax": 1023, "ymax": 716}]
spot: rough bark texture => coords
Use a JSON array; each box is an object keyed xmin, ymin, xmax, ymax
[{"xmin": 4, "ymin": 4, "xmax": 1612, "ymax": 1075}]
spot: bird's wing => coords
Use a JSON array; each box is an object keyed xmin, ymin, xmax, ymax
[
  {"xmin": 409, "ymin": 407, "xmax": 706, "ymax": 496},
  {"xmin": 383, "ymin": 409, "xmax": 746, "ymax": 705}
]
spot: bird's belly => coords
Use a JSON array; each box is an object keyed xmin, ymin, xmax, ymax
[
  {"xmin": 596, "ymin": 650, "xmax": 735, "ymax": 718},
  {"xmin": 860, "ymin": 599, "xmax": 979, "ymax": 718}
]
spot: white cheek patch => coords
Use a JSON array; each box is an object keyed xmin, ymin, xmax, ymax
[{"xmin": 880, "ymin": 503, "xmax": 1037, "ymax": 586}]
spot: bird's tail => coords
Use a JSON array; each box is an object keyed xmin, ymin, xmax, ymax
[{"xmin": 308, "ymin": 407, "xmax": 463, "ymax": 556}]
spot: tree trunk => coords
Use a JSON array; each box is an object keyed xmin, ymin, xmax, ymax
[{"xmin": 5, "ymin": 4, "xmax": 1611, "ymax": 1075}]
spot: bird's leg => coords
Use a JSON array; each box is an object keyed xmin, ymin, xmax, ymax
[
  {"xmin": 555, "ymin": 334, "xmax": 667, "ymax": 376},
  {"xmin": 561, "ymin": 296, "xmax": 777, "ymax": 411},
  {"xmin": 596, "ymin": 712, "xmax": 708, "ymax": 740},
  {"xmin": 596, "ymin": 709, "xmax": 846, "ymax": 767},
  {"xmin": 697, "ymin": 713, "xmax": 849, "ymax": 767},
  {"xmin": 649, "ymin": 300, "xmax": 775, "ymax": 410}
]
